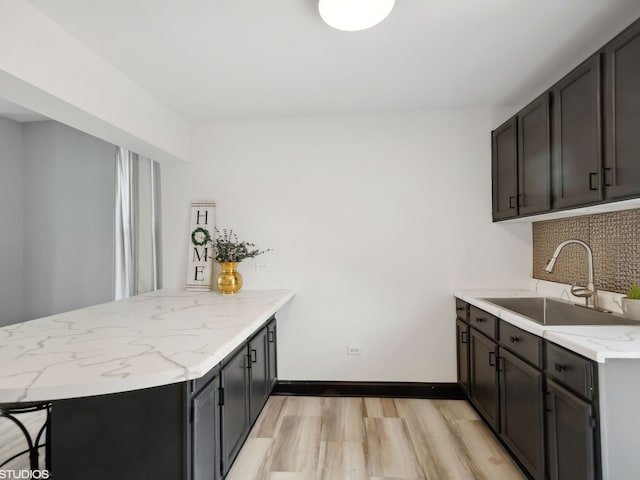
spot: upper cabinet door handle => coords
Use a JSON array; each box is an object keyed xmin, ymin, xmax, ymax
[
  {"xmin": 589, "ymin": 172, "xmax": 598, "ymax": 191},
  {"xmin": 603, "ymin": 167, "xmax": 612, "ymax": 187}
]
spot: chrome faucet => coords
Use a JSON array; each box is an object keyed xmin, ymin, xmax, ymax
[{"xmin": 544, "ymin": 239, "xmax": 599, "ymax": 309}]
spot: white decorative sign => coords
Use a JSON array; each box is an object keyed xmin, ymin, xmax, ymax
[{"xmin": 186, "ymin": 200, "xmax": 216, "ymax": 291}]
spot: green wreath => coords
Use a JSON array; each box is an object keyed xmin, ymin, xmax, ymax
[{"xmin": 191, "ymin": 227, "xmax": 212, "ymax": 246}]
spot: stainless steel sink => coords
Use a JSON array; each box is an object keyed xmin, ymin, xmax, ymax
[{"xmin": 480, "ymin": 297, "xmax": 636, "ymax": 326}]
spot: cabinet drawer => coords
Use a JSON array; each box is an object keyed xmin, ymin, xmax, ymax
[
  {"xmin": 469, "ymin": 305, "xmax": 497, "ymax": 339},
  {"xmin": 499, "ymin": 320, "xmax": 543, "ymax": 369},
  {"xmin": 545, "ymin": 342, "xmax": 594, "ymax": 400},
  {"xmin": 456, "ymin": 299, "xmax": 469, "ymax": 323}
]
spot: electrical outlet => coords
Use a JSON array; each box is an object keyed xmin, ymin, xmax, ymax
[
  {"xmin": 347, "ymin": 345, "xmax": 361, "ymax": 355},
  {"xmin": 255, "ymin": 263, "xmax": 268, "ymax": 271}
]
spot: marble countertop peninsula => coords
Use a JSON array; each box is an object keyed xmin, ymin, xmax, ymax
[
  {"xmin": 455, "ymin": 283, "xmax": 640, "ymax": 363},
  {"xmin": 0, "ymin": 289, "xmax": 294, "ymax": 403}
]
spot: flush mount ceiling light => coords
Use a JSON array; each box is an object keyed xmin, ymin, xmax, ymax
[{"xmin": 319, "ymin": 0, "xmax": 395, "ymax": 32}]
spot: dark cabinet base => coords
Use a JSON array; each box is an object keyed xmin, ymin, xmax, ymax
[
  {"xmin": 51, "ymin": 383, "xmax": 187, "ymax": 480},
  {"xmin": 456, "ymin": 299, "xmax": 601, "ymax": 480},
  {"xmin": 469, "ymin": 329, "xmax": 499, "ymax": 431},
  {"xmin": 456, "ymin": 318, "xmax": 470, "ymax": 395},
  {"xmin": 192, "ymin": 376, "xmax": 221, "ymax": 480},
  {"xmin": 249, "ymin": 326, "xmax": 270, "ymax": 424},
  {"xmin": 499, "ymin": 350, "xmax": 545, "ymax": 480},
  {"xmin": 221, "ymin": 344, "xmax": 251, "ymax": 476},
  {"xmin": 546, "ymin": 379, "xmax": 597, "ymax": 480},
  {"xmin": 221, "ymin": 319, "xmax": 277, "ymax": 476}
]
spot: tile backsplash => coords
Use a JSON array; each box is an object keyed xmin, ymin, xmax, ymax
[{"xmin": 532, "ymin": 208, "xmax": 640, "ymax": 294}]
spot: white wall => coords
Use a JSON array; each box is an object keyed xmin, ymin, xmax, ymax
[
  {"xmin": 0, "ymin": 116, "xmax": 24, "ymax": 326},
  {"xmin": 21, "ymin": 121, "xmax": 116, "ymax": 320},
  {"xmin": 162, "ymin": 109, "xmax": 532, "ymax": 382},
  {"xmin": 0, "ymin": 0, "xmax": 189, "ymax": 165}
]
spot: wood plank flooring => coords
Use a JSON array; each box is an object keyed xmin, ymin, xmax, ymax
[{"xmin": 228, "ymin": 396, "xmax": 525, "ymax": 480}]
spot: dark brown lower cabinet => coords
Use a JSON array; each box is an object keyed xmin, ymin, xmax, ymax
[
  {"xmin": 267, "ymin": 320, "xmax": 277, "ymax": 390},
  {"xmin": 545, "ymin": 378, "xmax": 597, "ymax": 480},
  {"xmin": 222, "ymin": 320, "xmax": 278, "ymax": 477},
  {"xmin": 499, "ymin": 349, "xmax": 545, "ymax": 480},
  {"xmin": 469, "ymin": 328, "xmax": 499, "ymax": 430},
  {"xmin": 191, "ymin": 376, "xmax": 221, "ymax": 480},
  {"xmin": 456, "ymin": 318, "xmax": 470, "ymax": 395},
  {"xmin": 456, "ymin": 300, "xmax": 601, "ymax": 480},
  {"xmin": 249, "ymin": 326, "xmax": 270, "ymax": 424},
  {"xmin": 221, "ymin": 344, "xmax": 251, "ymax": 476}
]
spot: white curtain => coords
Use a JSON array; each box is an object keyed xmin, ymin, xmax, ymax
[{"xmin": 115, "ymin": 147, "xmax": 162, "ymax": 299}]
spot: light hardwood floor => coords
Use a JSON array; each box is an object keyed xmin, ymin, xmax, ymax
[{"xmin": 228, "ymin": 396, "xmax": 526, "ymax": 480}]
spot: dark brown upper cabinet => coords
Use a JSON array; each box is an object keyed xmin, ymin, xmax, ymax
[
  {"xmin": 492, "ymin": 117, "xmax": 518, "ymax": 221},
  {"xmin": 552, "ymin": 54, "xmax": 603, "ymax": 209},
  {"xmin": 491, "ymin": 17, "xmax": 640, "ymax": 221},
  {"xmin": 491, "ymin": 95, "xmax": 551, "ymax": 221},
  {"xmin": 518, "ymin": 93, "xmax": 552, "ymax": 216},
  {"xmin": 603, "ymin": 19, "xmax": 640, "ymax": 200}
]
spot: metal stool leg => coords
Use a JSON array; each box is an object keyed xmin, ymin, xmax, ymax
[
  {"xmin": 0, "ymin": 402, "xmax": 52, "ymax": 472},
  {"xmin": 45, "ymin": 404, "xmax": 52, "ymax": 470}
]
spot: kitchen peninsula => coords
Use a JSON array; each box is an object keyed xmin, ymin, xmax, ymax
[{"xmin": 0, "ymin": 288, "xmax": 294, "ymax": 479}]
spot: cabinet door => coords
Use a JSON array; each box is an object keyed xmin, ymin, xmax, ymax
[
  {"xmin": 492, "ymin": 116, "xmax": 518, "ymax": 220},
  {"xmin": 546, "ymin": 379, "xmax": 597, "ymax": 480},
  {"xmin": 221, "ymin": 346, "xmax": 250, "ymax": 475},
  {"xmin": 469, "ymin": 329, "xmax": 499, "ymax": 430},
  {"xmin": 518, "ymin": 93, "xmax": 551, "ymax": 215},
  {"xmin": 249, "ymin": 327, "xmax": 269, "ymax": 423},
  {"xmin": 456, "ymin": 318, "xmax": 470, "ymax": 395},
  {"xmin": 267, "ymin": 319, "xmax": 277, "ymax": 390},
  {"xmin": 191, "ymin": 377, "xmax": 221, "ymax": 480},
  {"xmin": 552, "ymin": 54, "xmax": 603, "ymax": 209},
  {"xmin": 604, "ymin": 20, "xmax": 640, "ymax": 199},
  {"xmin": 499, "ymin": 349, "xmax": 545, "ymax": 480}
]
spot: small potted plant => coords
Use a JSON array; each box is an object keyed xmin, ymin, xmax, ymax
[
  {"xmin": 622, "ymin": 283, "xmax": 640, "ymax": 321},
  {"xmin": 208, "ymin": 228, "xmax": 271, "ymax": 295}
]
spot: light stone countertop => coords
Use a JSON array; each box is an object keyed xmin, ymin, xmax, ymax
[
  {"xmin": 0, "ymin": 289, "xmax": 294, "ymax": 403},
  {"xmin": 454, "ymin": 288, "xmax": 640, "ymax": 363}
]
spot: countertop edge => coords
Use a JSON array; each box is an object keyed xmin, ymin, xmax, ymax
[
  {"xmin": 0, "ymin": 289, "xmax": 295, "ymax": 404},
  {"xmin": 454, "ymin": 289, "xmax": 640, "ymax": 363}
]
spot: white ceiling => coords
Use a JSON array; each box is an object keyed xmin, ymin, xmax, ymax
[
  {"xmin": 0, "ymin": 98, "xmax": 49, "ymax": 122},
  {"xmin": 24, "ymin": 0, "xmax": 640, "ymax": 122}
]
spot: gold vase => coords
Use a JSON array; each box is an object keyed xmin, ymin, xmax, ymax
[{"xmin": 217, "ymin": 262, "xmax": 243, "ymax": 294}]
